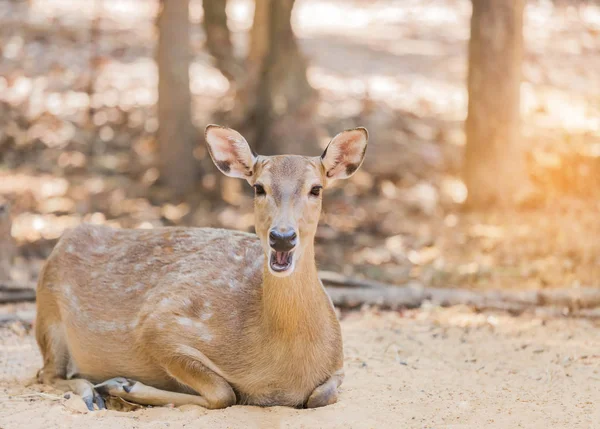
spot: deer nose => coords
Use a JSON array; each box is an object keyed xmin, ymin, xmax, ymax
[{"xmin": 269, "ymin": 228, "xmax": 297, "ymax": 252}]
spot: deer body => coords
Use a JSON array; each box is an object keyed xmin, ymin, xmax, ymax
[
  {"xmin": 36, "ymin": 125, "xmax": 367, "ymax": 410},
  {"xmin": 37, "ymin": 225, "xmax": 341, "ymax": 407}
]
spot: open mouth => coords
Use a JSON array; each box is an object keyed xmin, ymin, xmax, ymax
[{"xmin": 269, "ymin": 250, "xmax": 294, "ymax": 272}]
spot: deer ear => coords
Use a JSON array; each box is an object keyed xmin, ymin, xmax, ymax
[
  {"xmin": 205, "ymin": 125, "xmax": 258, "ymax": 179},
  {"xmin": 321, "ymin": 127, "xmax": 368, "ymax": 182}
]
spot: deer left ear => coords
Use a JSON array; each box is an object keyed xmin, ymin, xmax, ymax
[{"xmin": 321, "ymin": 127, "xmax": 368, "ymax": 182}]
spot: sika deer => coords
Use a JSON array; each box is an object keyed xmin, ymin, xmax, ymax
[{"xmin": 35, "ymin": 125, "xmax": 368, "ymax": 410}]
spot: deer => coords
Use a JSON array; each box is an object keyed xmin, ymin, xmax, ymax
[{"xmin": 34, "ymin": 124, "xmax": 368, "ymax": 411}]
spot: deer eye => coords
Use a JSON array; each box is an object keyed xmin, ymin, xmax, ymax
[
  {"xmin": 309, "ymin": 185, "xmax": 322, "ymax": 197},
  {"xmin": 254, "ymin": 184, "xmax": 266, "ymax": 196}
]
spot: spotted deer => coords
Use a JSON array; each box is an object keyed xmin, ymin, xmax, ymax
[{"xmin": 35, "ymin": 125, "xmax": 368, "ymax": 410}]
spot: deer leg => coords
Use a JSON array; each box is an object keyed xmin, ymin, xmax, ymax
[
  {"xmin": 95, "ymin": 377, "xmax": 209, "ymax": 408},
  {"xmin": 305, "ymin": 368, "xmax": 344, "ymax": 408},
  {"xmin": 165, "ymin": 358, "xmax": 236, "ymax": 409},
  {"xmin": 50, "ymin": 377, "xmax": 106, "ymax": 410},
  {"xmin": 35, "ymin": 305, "xmax": 106, "ymax": 411},
  {"xmin": 38, "ymin": 347, "xmax": 106, "ymax": 411},
  {"xmin": 96, "ymin": 358, "xmax": 235, "ymax": 409}
]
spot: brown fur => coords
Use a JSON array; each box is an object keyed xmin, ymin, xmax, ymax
[{"xmin": 35, "ymin": 125, "xmax": 366, "ymax": 410}]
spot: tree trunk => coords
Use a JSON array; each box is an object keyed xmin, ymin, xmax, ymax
[
  {"xmin": 157, "ymin": 0, "xmax": 197, "ymax": 193},
  {"xmin": 464, "ymin": 0, "xmax": 527, "ymax": 208},
  {"xmin": 232, "ymin": 0, "xmax": 318, "ymax": 155},
  {"xmin": 202, "ymin": 0, "xmax": 241, "ymax": 83},
  {"xmin": 0, "ymin": 204, "xmax": 14, "ymax": 282}
]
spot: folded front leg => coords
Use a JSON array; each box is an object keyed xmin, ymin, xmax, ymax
[
  {"xmin": 96, "ymin": 358, "xmax": 236, "ymax": 410},
  {"xmin": 164, "ymin": 357, "xmax": 236, "ymax": 409},
  {"xmin": 95, "ymin": 377, "xmax": 210, "ymax": 408}
]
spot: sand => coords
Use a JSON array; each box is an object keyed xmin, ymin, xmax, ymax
[{"xmin": 0, "ymin": 304, "xmax": 598, "ymax": 429}]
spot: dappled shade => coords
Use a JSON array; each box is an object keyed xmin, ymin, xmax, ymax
[{"xmin": 0, "ymin": 0, "xmax": 599, "ymax": 290}]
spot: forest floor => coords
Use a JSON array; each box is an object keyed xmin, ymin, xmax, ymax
[
  {"xmin": 1, "ymin": 0, "xmax": 600, "ymax": 291},
  {"xmin": 0, "ymin": 304, "xmax": 599, "ymax": 429}
]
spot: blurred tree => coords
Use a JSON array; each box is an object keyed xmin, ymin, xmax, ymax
[
  {"xmin": 157, "ymin": 0, "xmax": 197, "ymax": 193},
  {"xmin": 0, "ymin": 204, "xmax": 14, "ymax": 282},
  {"xmin": 465, "ymin": 0, "xmax": 528, "ymax": 208},
  {"xmin": 205, "ymin": 0, "xmax": 319, "ymax": 155},
  {"xmin": 202, "ymin": 0, "xmax": 241, "ymax": 83},
  {"xmin": 87, "ymin": 0, "xmax": 101, "ymax": 123},
  {"xmin": 242, "ymin": 0, "xmax": 317, "ymax": 154}
]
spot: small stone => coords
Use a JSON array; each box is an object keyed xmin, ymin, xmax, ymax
[{"xmin": 64, "ymin": 395, "xmax": 90, "ymax": 413}]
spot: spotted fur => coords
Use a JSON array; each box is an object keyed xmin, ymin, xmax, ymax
[{"xmin": 35, "ymin": 125, "xmax": 368, "ymax": 410}]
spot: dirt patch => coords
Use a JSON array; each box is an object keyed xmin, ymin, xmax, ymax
[{"xmin": 0, "ymin": 304, "xmax": 598, "ymax": 429}]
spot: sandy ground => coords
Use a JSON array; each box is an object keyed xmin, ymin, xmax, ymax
[{"xmin": 0, "ymin": 304, "xmax": 598, "ymax": 429}]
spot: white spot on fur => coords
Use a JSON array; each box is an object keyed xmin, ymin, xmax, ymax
[
  {"xmin": 62, "ymin": 284, "xmax": 79, "ymax": 308},
  {"xmin": 88, "ymin": 320, "xmax": 129, "ymax": 333},
  {"xmin": 243, "ymin": 254, "xmax": 263, "ymax": 278},
  {"xmin": 177, "ymin": 317, "xmax": 193, "ymax": 327},
  {"xmin": 176, "ymin": 317, "xmax": 213, "ymax": 342},
  {"xmin": 193, "ymin": 300, "xmax": 212, "ymax": 321},
  {"xmin": 66, "ymin": 244, "xmax": 74, "ymax": 254},
  {"xmin": 128, "ymin": 282, "xmax": 146, "ymax": 292},
  {"xmin": 60, "ymin": 285, "xmax": 131, "ymax": 333},
  {"xmin": 160, "ymin": 297, "xmax": 173, "ymax": 307}
]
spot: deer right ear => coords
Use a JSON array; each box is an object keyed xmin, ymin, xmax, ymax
[{"xmin": 205, "ymin": 125, "xmax": 258, "ymax": 179}]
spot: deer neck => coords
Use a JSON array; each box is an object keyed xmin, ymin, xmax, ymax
[{"xmin": 260, "ymin": 245, "xmax": 327, "ymax": 336}]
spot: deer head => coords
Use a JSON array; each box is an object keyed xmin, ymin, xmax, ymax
[{"xmin": 205, "ymin": 125, "xmax": 368, "ymax": 277}]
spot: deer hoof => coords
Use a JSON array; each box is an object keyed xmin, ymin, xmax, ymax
[
  {"xmin": 81, "ymin": 388, "xmax": 106, "ymax": 411},
  {"xmin": 95, "ymin": 377, "xmax": 137, "ymax": 397},
  {"xmin": 306, "ymin": 383, "xmax": 338, "ymax": 408}
]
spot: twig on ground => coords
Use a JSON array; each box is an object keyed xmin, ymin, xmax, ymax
[
  {"xmin": 12, "ymin": 392, "xmax": 63, "ymax": 401},
  {"xmin": 0, "ymin": 283, "xmax": 36, "ymax": 305},
  {"xmin": 326, "ymin": 283, "xmax": 600, "ymax": 314},
  {"xmin": 319, "ymin": 270, "xmax": 394, "ymax": 289}
]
